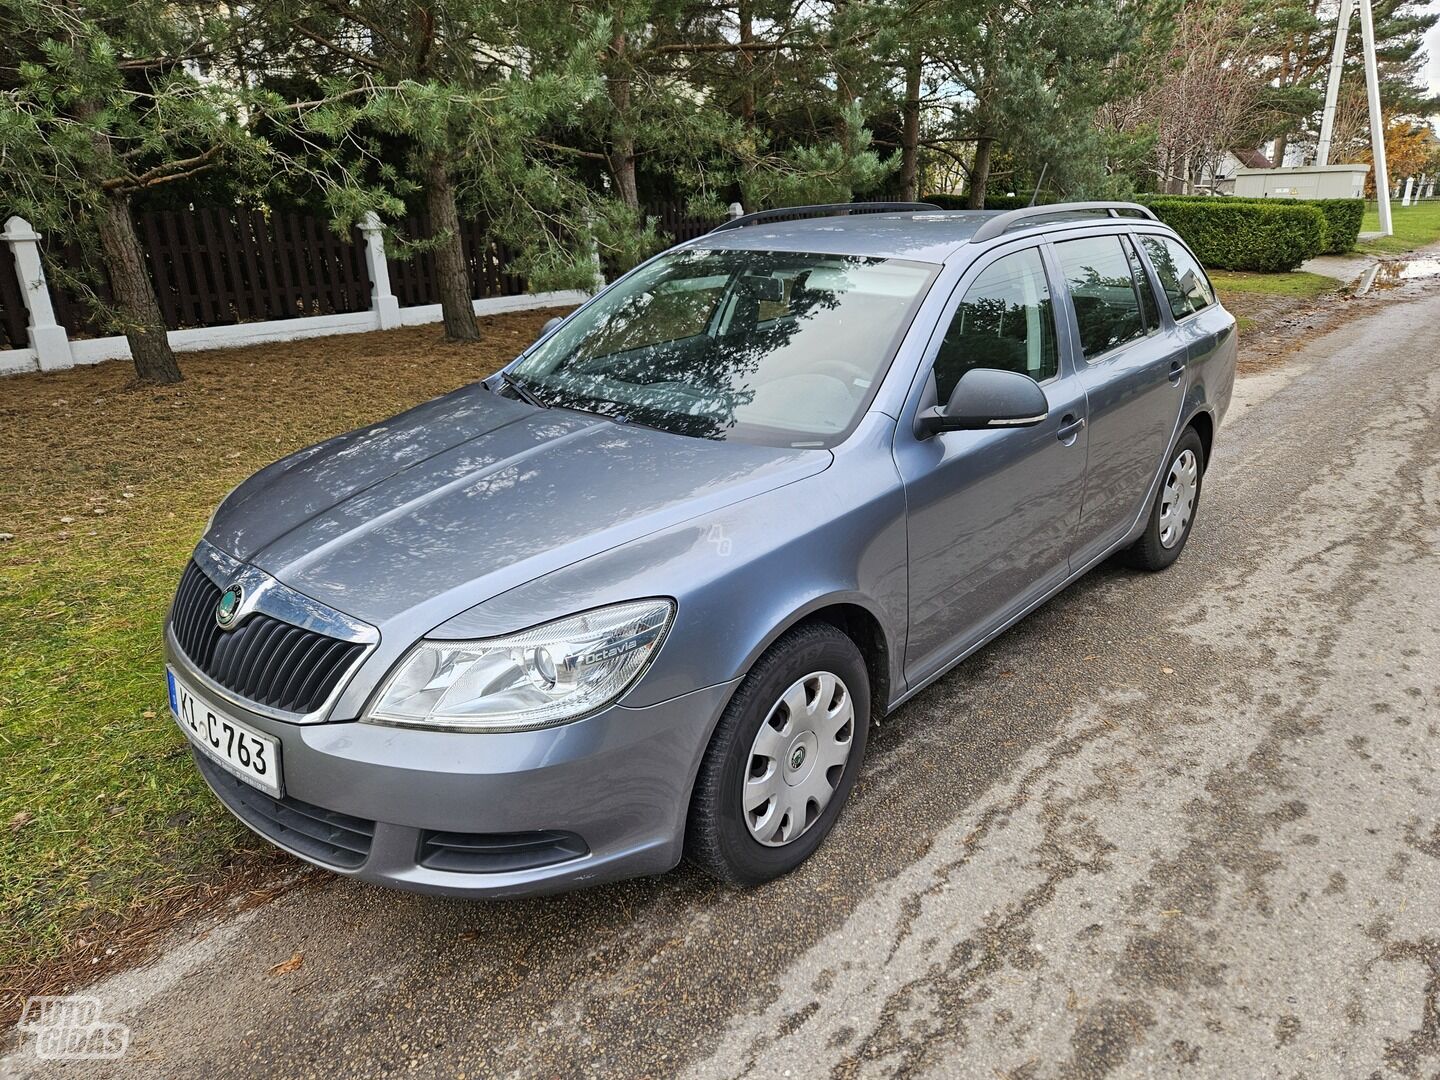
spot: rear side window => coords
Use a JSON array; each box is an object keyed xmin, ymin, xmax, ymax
[
  {"xmin": 933, "ymin": 248, "xmax": 1058, "ymax": 401},
  {"xmin": 1054, "ymin": 236, "xmax": 1146, "ymax": 359},
  {"xmin": 1140, "ymin": 235, "xmax": 1216, "ymax": 320}
]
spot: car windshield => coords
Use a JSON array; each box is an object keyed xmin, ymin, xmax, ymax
[{"xmin": 510, "ymin": 247, "xmax": 937, "ymax": 447}]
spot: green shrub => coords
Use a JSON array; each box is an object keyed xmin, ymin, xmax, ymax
[
  {"xmin": 1142, "ymin": 198, "xmax": 1326, "ymax": 272},
  {"xmin": 1138, "ymin": 194, "xmax": 1363, "ymax": 255},
  {"xmin": 1309, "ymin": 198, "xmax": 1364, "ymax": 253}
]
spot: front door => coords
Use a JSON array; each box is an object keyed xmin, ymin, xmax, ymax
[
  {"xmin": 894, "ymin": 244, "xmax": 1088, "ymax": 687},
  {"xmin": 1052, "ymin": 232, "xmax": 1187, "ymax": 566}
]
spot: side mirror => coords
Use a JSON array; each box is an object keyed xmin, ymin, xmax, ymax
[
  {"xmin": 538, "ymin": 316, "xmax": 564, "ymax": 341},
  {"xmin": 917, "ymin": 368, "xmax": 1049, "ymax": 437}
]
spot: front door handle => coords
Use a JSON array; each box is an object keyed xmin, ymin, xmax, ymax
[
  {"xmin": 1168, "ymin": 360, "xmax": 1185, "ymax": 384},
  {"xmin": 1056, "ymin": 414, "xmax": 1086, "ymax": 442}
]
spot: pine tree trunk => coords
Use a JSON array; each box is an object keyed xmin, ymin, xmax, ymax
[
  {"xmin": 899, "ymin": 46, "xmax": 923, "ymax": 202},
  {"xmin": 96, "ymin": 191, "xmax": 181, "ymax": 385},
  {"xmin": 967, "ymin": 135, "xmax": 994, "ymax": 210},
  {"xmin": 738, "ymin": 0, "xmax": 755, "ymax": 125},
  {"xmin": 1271, "ymin": 133, "xmax": 1288, "ymax": 168},
  {"xmin": 606, "ymin": 24, "xmax": 640, "ymax": 211},
  {"xmin": 424, "ymin": 156, "xmax": 479, "ymax": 342}
]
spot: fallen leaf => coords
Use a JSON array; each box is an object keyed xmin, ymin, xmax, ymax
[
  {"xmin": 1161, "ymin": 666, "xmax": 1175, "ymax": 675},
  {"xmin": 9, "ymin": 810, "xmax": 33, "ymax": 832},
  {"xmin": 142, "ymin": 710, "xmax": 156, "ymax": 720},
  {"xmin": 59, "ymin": 516, "xmax": 74, "ymax": 524},
  {"xmin": 269, "ymin": 952, "xmax": 304, "ymax": 976}
]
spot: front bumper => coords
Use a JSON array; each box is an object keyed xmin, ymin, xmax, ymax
[{"xmin": 167, "ymin": 638, "xmax": 738, "ymax": 897}]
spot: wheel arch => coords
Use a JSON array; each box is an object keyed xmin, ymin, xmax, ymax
[
  {"xmin": 735, "ymin": 595, "xmax": 897, "ymax": 724},
  {"xmin": 1186, "ymin": 408, "xmax": 1215, "ymax": 471}
]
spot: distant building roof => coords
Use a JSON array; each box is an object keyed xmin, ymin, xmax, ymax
[{"xmin": 1231, "ymin": 148, "xmax": 1274, "ymax": 169}]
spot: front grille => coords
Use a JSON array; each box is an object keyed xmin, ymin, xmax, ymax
[
  {"xmin": 196, "ymin": 754, "xmax": 375, "ymax": 869},
  {"xmin": 170, "ymin": 560, "xmax": 365, "ymax": 715},
  {"xmin": 418, "ymin": 829, "xmax": 588, "ymax": 874}
]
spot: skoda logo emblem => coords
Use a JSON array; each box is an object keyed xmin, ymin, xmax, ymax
[
  {"xmin": 215, "ymin": 584, "xmax": 244, "ymax": 629},
  {"xmin": 790, "ymin": 746, "xmax": 807, "ymax": 770}
]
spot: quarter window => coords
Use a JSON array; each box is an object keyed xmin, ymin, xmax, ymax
[
  {"xmin": 1140, "ymin": 235, "xmax": 1216, "ymax": 320},
  {"xmin": 933, "ymin": 248, "xmax": 1058, "ymax": 401},
  {"xmin": 1054, "ymin": 236, "xmax": 1147, "ymax": 359}
]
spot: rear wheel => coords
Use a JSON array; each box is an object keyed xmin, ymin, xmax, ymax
[
  {"xmin": 1124, "ymin": 426, "xmax": 1204, "ymax": 571},
  {"xmin": 686, "ymin": 623, "xmax": 870, "ymax": 886}
]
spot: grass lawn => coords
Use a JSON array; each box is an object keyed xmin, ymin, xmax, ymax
[
  {"xmin": 1357, "ymin": 198, "xmax": 1440, "ymax": 255},
  {"xmin": 0, "ymin": 308, "xmax": 568, "ymax": 995},
  {"xmin": 1208, "ymin": 269, "xmax": 1341, "ymax": 300}
]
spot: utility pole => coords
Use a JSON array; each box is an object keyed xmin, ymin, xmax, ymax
[
  {"xmin": 1359, "ymin": 0, "xmax": 1392, "ymax": 235},
  {"xmin": 1316, "ymin": 0, "xmax": 1390, "ymax": 235},
  {"xmin": 1315, "ymin": 0, "xmax": 1354, "ymax": 165}
]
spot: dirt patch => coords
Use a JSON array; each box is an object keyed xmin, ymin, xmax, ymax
[
  {"xmin": 1228, "ymin": 260, "xmax": 1440, "ymax": 375},
  {"xmin": 0, "ymin": 308, "xmax": 571, "ymax": 538}
]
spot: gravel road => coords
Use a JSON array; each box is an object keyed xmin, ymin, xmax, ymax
[{"xmin": 7, "ymin": 278, "xmax": 1439, "ymax": 1080}]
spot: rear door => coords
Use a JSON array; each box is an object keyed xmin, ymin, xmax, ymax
[
  {"xmin": 893, "ymin": 242, "xmax": 1088, "ymax": 686},
  {"xmin": 1052, "ymin": 231, "xmax": 1186, "ymax": 566}
]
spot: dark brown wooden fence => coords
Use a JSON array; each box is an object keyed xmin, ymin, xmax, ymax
[
  {"xmin": 386, "ymin": 217, "xmax": 526, "ymax": 307},
  {"xmin": 0, "ymin": 252, "xmax": 27, "ymax": 350},
  {"xmin": 38, "ymin": 210, "xmax": 372, "ymax": 339},
  {"xmin": 650, "ymin": 203, "xmax": 725, "ymax": 244},
  {"xmin": 141, "ymin": 210, "xmax": 371, "ymax": 329}
]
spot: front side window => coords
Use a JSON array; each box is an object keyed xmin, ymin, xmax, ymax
[
  {"xmin": 1054, "ymin": 236, "xmax": 1147, "ymax": 359},
  {"xmin": 511, "ymin": 248, "xmax": 937, "ymax": 447},
  {"xmin": 933, "ymin": 248, "xmax": 1058, "ymax": 402},
  {"xmin": 1140, "ymin": 235, "xmax": 1215, "ymax": 320}
]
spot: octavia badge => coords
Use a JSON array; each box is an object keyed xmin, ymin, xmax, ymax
[{"xmin": 215, "ymin": 584, "xmax": 244, "ymax": 629}]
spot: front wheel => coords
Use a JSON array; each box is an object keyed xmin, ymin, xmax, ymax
[
  {"xmin": 1124, "ymin": 426, "xmax": 1205, "ymax": 571},
  {"xmin": 686, "ymin": 623, "xmax": 870, "ymax": 886}
]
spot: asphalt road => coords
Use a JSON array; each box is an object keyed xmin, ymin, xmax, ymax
[{"xmin": 7, "ymin": 280, "xmax": 1440, "ymax": 1080}]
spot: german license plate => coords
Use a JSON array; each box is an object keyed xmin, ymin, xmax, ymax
[{"xmin": 167, "ymin": 667, "xmax": 281, "ymax": 797}]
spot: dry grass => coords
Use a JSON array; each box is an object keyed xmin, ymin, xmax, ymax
[{"xmin": 0, "ymin": 308, "xmax": 571, "ymax": 1008}]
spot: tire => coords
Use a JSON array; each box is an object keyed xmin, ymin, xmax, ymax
[
  {"xmin": 686, "ymin": 622, "xmax": 871, "ymax": 887},
  {"xmin": 1124, "ymin": 426, "xmax": 1205, "ymax": 571}
]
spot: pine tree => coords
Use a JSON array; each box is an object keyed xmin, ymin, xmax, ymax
[{"xmin": 0, "ymin": 0, "xmax": 262, "ymax": 383}]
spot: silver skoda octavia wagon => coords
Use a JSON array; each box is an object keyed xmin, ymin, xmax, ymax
[{"xmin": 166, "ymin": 201, "xmax": 1235, "ymax": 894}]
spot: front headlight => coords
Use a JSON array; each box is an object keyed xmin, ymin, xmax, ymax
[{"xmin": 364, "ymin": 599, "xmax": 674, "ymax": 733}]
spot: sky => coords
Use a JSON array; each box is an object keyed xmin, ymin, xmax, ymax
[{"xmin": 1428, "ymin": 1, "xmax": 1440, "ymax": 98}]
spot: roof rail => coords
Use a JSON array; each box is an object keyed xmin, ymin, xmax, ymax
[
  {"xmin": 968, "ymin": 201, "xmax": 1159, "ymax": 244},
  {"xmin": 707, "ymin": 201, "xmax": 942, "ymax": 235}
]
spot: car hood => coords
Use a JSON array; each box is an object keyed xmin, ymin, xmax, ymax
[{"xmin": 208, "ymin": 383, "xmax": 829, "ymax": 628}]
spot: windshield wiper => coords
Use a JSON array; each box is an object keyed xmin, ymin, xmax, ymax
[{"xmin": 499, "ymin": 372, "xmax": 548, "ymax": 409}]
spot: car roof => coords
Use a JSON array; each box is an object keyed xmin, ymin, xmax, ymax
[
  {"xmin": 686, "ymin": 211, "xmax": 991, "ymax": 264},
  {"xmin": 684, "ymin": 206, "xmax": 1166, "ymax": 265}
]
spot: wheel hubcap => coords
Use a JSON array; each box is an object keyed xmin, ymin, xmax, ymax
[
  {"xmin": 1158, "ymin": 448, "xmax": 1198, "ymax": 549},
  {"xmin": 743, "ymin": 671, "xmax": 855, "ymax": 847}
]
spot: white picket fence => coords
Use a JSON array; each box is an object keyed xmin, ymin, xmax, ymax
[{"xmin": 0, "ymin": 212, "xmax": 589, "ymax": 378}]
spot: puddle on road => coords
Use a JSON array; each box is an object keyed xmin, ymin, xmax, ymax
[{"xmin": 1353, "ymin": 258, "xmax": 1440, "ymax": 294}]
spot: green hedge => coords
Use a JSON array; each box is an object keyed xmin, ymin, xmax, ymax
[
  {"xmin": 1138, "ymin": 194, "xmax": 1363, "ymax": 255},
  {"xmin": 1141, "ymin": 198, "xmax": 1326, "ymax": 272},
  {"xmin": 925, "ymin": 191, "xmax": 1353, "ymax": 268}
]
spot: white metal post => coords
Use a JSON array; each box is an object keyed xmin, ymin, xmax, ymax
[
  {"xmin": 2, "ymin": 215, "xmax": 74, "ymax": 371},
  {"xmin": 359, "ymin": 212, "xmax": 401, "ymax": 330},
  {"xmin": 1359, "ymin": 0, "xmax": 1392, "ymax": 235},
  {"xmin": 1316, "ymin": 0, "xmax": 1354, "ymax": 166}
]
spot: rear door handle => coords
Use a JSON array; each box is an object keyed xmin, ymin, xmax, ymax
[
  {"xmin": 1056, "ymin": 415, "xmax": 1086, "ymax": 442},
  {"xmin": 1168, "ymin": 360, "xmax": 1185, "ymax": 384}
]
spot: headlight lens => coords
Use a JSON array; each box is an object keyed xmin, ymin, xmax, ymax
[{"xmin": 365, "ymin": 599, "xmax": 674, "ymax": 732}]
